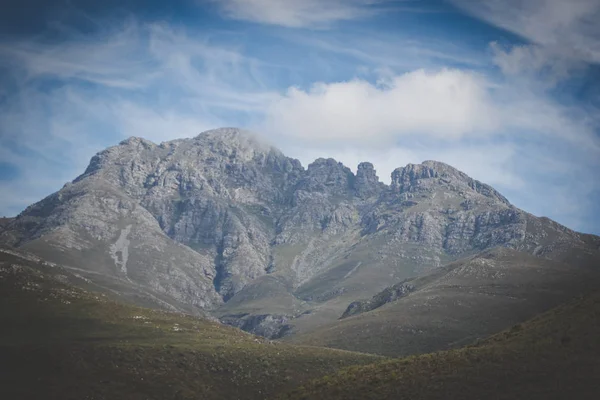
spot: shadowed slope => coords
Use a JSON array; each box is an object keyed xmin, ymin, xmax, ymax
[{"xmin": 0, "ymin": 248, "xmax": 379, "ymax": 400}]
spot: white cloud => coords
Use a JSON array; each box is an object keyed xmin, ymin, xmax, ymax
[
  {"xmin": 259, "ymin": 68, "xmax": 599, "ymax": 150},
  {"xmin": 261, "ymin": 69, "xmax": 499, "ymax": 143},
  {"xmin": 212, "ymin": 0, "xmax": 390, "ymax": 28}
]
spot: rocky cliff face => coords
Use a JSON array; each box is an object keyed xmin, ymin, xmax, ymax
[
  {"xmin": 354, "ymin": 162, "xmax": 385, "ymax": 199},
  {"xmin": 1, "ymin": 128, "xmax": 598, "ymax": 335}
]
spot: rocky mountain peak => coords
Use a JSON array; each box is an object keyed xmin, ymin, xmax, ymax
[
  {"xmin": 308, "ymin": 158, "xmax": 346, "ymax": 169},
  {"xmin": 300, "ymin": 158, "xmax": 355, "ymax": 195},
  {"xmin": 193, "ymin": 128, "xmax": 279, "ymax": 162},
  {"xmin": 390, "ymin": 160, "xmax": 510, "ymax": 205},
  {"xmin": 355, "ymin": 162, "xmax": 384, "ymax": 199},
  {"xmin": 77, "ymin": 135, "xmax": 159, "ymax": 183},
  {"xmin": 119, "ymin": 136, "xmax": 156, "ymax": 148},
  {"xmin": 390, "ymin": 161, "xmax": 445, "ymax": 186}
]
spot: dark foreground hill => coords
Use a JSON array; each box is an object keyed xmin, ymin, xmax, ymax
[
  {"xmin": 0, "ymin": 248, "xmax": 379, "ymax": 400},
  {"xmin": 282, "ymin": 289, "xmax": 600, "ymax": 400}
]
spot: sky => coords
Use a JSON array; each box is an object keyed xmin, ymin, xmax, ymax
[{"xmin": 0, "ymin": 0, "xmax": 599, "ymax": 234}]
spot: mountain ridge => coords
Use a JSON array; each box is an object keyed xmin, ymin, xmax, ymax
[{"xmin": 1, "ymin": 127, "xmax": 598, "ymax": 347}]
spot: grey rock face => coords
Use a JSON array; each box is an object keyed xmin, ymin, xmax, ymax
[
  {"xmin": 298, "ymin": 158, "xmax": 354, "ymax": 197},
  {"xmin": 1, "ymin": 127, "xmax": 598, "ymax": 333},
  {"xmin": 341, "ymin": 282, "xmax": 415, "ymax": 319},
  {"xmin": 390, "ymin": 161, "xmax": 509, "ymax": 205},
  {"xmin": 219, "ymin": 314, "xmax": 291, "ymax": 339},
  {"xmin": 354, "ymin": 162, "xmax": 385, "ymax": 199}
]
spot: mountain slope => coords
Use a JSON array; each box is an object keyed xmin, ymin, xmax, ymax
[
  {"xmin": 0, "ymin": 247, "xmax": 379, "ymax": 400},
  {"xmin": 287, "ymin": 247, "xmax": 600, "ymax": 356},
  {"xmin": 282, "ymin": 289, "xmax": 600, "ymax": 400},
  {"xmin": 1, "ymin": 128, "xmax": 598, "ymax": 341}
]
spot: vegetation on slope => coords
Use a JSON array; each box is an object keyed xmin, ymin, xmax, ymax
[
  {"xmin": 0, "ymin": 249, "xmax": 379, "ymax": 400},
  {"xmin": 287, "ymin": 247, "xmax": 600, "ymax": 357},
  {"xmin": 282, "ymin": 289, "xmax": 600, "ymax": 400}
]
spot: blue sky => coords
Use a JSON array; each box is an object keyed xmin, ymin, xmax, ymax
[{"xmin": 1, "ymin": 0, "xmax": 599, "ymax": 234}]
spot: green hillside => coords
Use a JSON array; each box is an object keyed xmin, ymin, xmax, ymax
[
  {"xmin": 287, "ymin": 248, "xmax": 600, "ymax": 357},
  {"xmin": 282, "ymin": 288, "xmax": 600, "ymax": 399}
]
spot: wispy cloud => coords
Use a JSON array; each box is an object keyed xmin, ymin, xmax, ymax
[
  {"xmin": 0, "ymin": 20, "xmax": 157, "ymax": 89},
  {"xmin": 489, "ymin": 42, "xmax": 584, "ymax": 87},
  {"xmin": 281, "ymin": 31, "xmax": 486, "ymax": 71},
  {"xmin": 451, "ymin": 0, "xmax": 600, "ymax": 68},
  {"xmin": 211, "ymin": 0, "xmax": 395, "ymax": 28}
]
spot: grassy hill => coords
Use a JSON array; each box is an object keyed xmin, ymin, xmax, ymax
[
  {"xmin": 281, "ymin": 288, "xmax": 600, "ymax": 400},
  {"xmin": 0, "ymin": 248, "xmax": 380, "ymax": 400},
  {"xmin": 287, "ymin": 247, "xmax": 600, "ymax": 357}
]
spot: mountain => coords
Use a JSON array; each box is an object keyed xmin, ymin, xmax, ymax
[
  {"xmin": 1, "ymin": 127, "xmax": 599, "ymax": 345},
  {"xmin": 0, "ymin": 247, "xmax": 379, "ymax": 400},
  {"xmin": 281, "ymin": 289, "xmax": 600, "ymax": 400},
  {"xmin": 0, "ymin": 128, "xmax": 302, "ymax": 313}
]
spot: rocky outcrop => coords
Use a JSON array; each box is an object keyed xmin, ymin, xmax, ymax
[
  {"xmin": 354, "ymin": 162, "xmax": 385, "ymax": 199},
  {"xmin": 219, "ymin": 314, "xmax": 292, "ymax": 339},
  {"xmin": 298, "ymin": 158, "xmax": 354, "ymax": 197},
  {"xmin": 390, "ymin": 161, "xmax": 509, "ymax": 205},
  {"xmin": 341, "ymin": 282, "xmax": 415, "ymax": 318}
]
